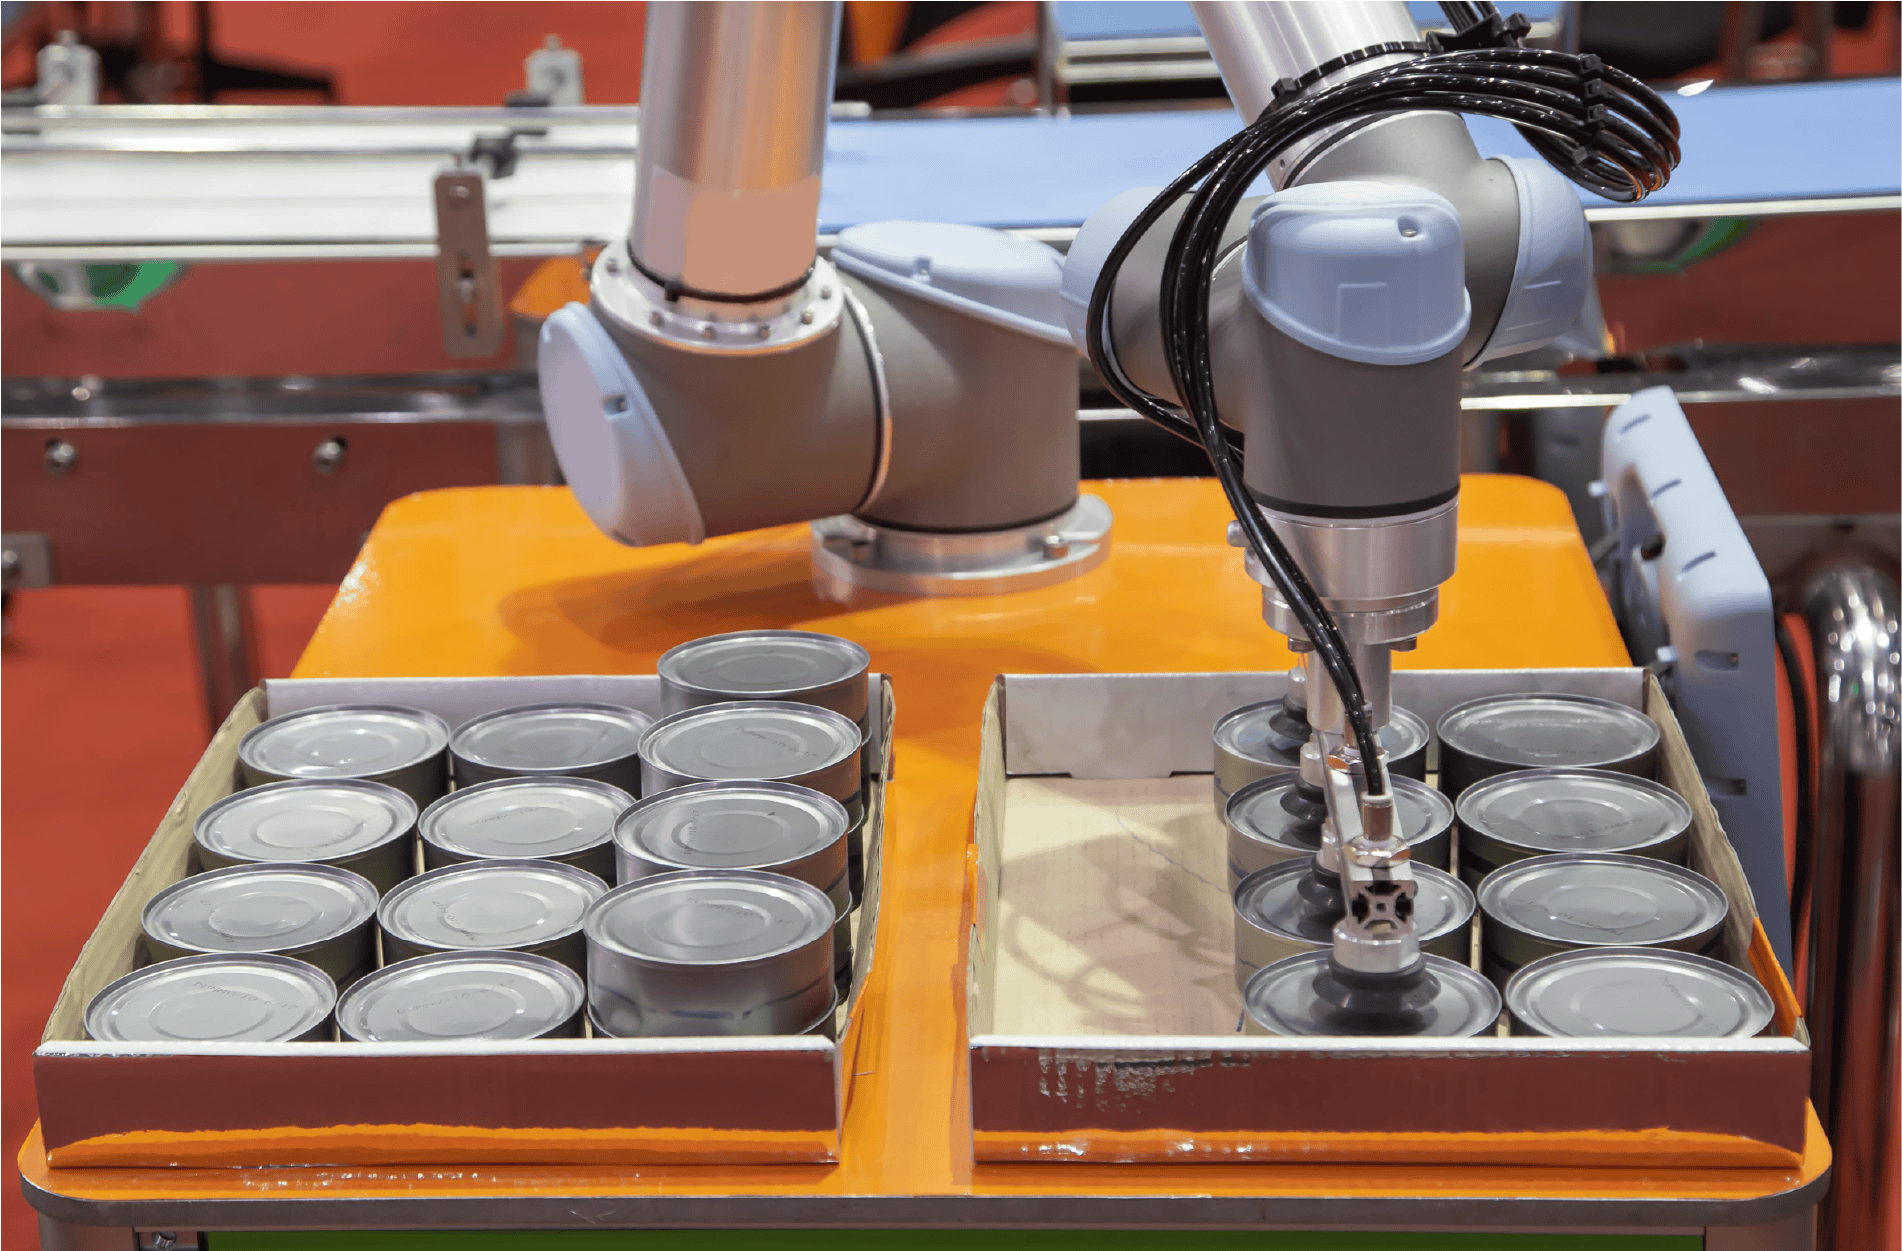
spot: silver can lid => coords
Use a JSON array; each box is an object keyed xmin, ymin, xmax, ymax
[
  {"xmin": 1480, "ymin": 853, "xmax": 1728, "ymax": 950},
  {"xmin": 450, "ymin": 702, "xmax": 652, "ymax": 774},
  {"xmin": 586, "ymin": 869, "xmax": 834, "ymax": 966},
  {"xmin": 380, "ymin": 859, "xmax": 606, "ymax": 951},
  {"xmin": 86, "ymin": 953, "xmax": 336, "ymax": 1043},
  {"xmin": 1229, "ymin": 774, "xmax": 1452, "ymax": 857},
  {"xmin": 1215, "ymin": 700, "xmax": 1429, "ymax": 772},
  {"xmin": 1243, "ymin": 952, "xmax": 1502, "ymax": 1038},
  {"xmin": 239, "ymin": 704, "xmax": 449, "ymax": 780},
  {"xmin": 640, "ymin": 702, "xmax": 859, "ymax": 782},
  {"xmin": 194, "ymin": 779, "xmax": 417, "ymax": 865},
  {"xmin": 144, "ymin": 863, "xmax": 378, "ymax": 955},
  {"xmin": 616, "ymin": 781, "xmax": 848, "ymax": 871},
  {"xmin": 420, "ymin": 776, "xmax": 631, "ymax": 861},
  {"xmin": 1459, "ymin": 768, "xmax": 1692, "ymax": 861},
  {"xmin": 658, "ymin": 630, "xmax": 869, "ymax": 703},
  {"xmin": 1236, "ymin": 860, "xmax": 1474, "ymax": 947},
  {"xmin": 1506, "ymin": 947, "xmax": 1775, "ymax": 1038},
  {"xmin": 1438, "ymin": 693, "xmax": 1659, "ymax": 771},
  {"xmin": 336, "ymin": 951, "xmax": 585, "ymax": 1043}
]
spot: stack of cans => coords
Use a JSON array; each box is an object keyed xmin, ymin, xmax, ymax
[
  {"xmin": 1234, "ymin": 689, "xmax": 1771, "ymax": 1041},
  {"xmin": 98, "ymin": 630, "xmax": 878, "ymax": 1046}
]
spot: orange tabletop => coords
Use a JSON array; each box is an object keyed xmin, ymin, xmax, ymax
[{"xmin": 21, "ymin": 476, "xmax": 1830, "ymax": 1230}]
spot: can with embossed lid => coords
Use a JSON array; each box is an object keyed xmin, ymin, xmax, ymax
[
  {"xmin": 585, "ymin": 869, "xmax": 835, "ymax": 1038},
  {"xmin": 419, "ymin": 775, "xmax": 631, "ymax": 883},
  {"xmin": 1436, "ymin": 692, "xmax": 1658, "ymax": 802},
  {"xmin": 141, "ymin": 862, "xmax": 380, "ymax": 988},
  {"xmin": 238, "ymin": 704, "xmax": 451, "ymax": 807},
  {"xmin": 1242, "ymin": 951, "xmax": 1501, "ymax": 1038},
  {"xmin": 1457, "ymin": 767, "xmax": 1693, "ymax": 887},
  {"xmin": 615, "ymin": 780, "xmax": 853, "ymax": 989},
  {"xmin": 1225, "ymin": 773, "xmax": 1452, "ymax": 889},
  {"xmin": 336, "ymin": 950, "xmax": 586, "ymax": 1043},
  {"xmin": 1478, "ymin": 852, "xmax": 1727, "ymax": 984},
  {"xmin": 1213, "ymin": 699, "xmax": 1428, "ymax": 804},
  {"xmin": 378, "ymin": 858, "xmax": 607, "ymax": 973},
  {"xmin": 85, "ymin": 953, "xmax": 336, "ymax": 1043},
  {"xmin": 193, "ymin": 778, "xmax": 418, "ymax": 894},
  {"xmin": 449, "ymin": 702, "xmax": 653, "ymax": 794},
  {"xmin": 1233, "ymin": 859, "xmax": 1474, "ymax": 992},
  {"xmin": 658, "ymin": 629, "xmax": 870, "ymax": 728},
  {"xmin": 1504, "ymin": 947, "xmax": 1774, "ymax": 1038}
]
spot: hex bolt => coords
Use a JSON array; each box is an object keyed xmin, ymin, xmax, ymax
[
  {"xmin": 312, "ymin": 437, "xmax": 348, "ymax": 475},
  {"xmin": 648, "ymin": 311, "xmax": 664, "ymax": 328},
  {"xmin": 70, "ymin": 384, "xmax": 91, "ymax": 402},
  {"xmin": 818, "ymin": 285, "xmax": 833, "ymax": 300},
  {"xmin": 799, "ymin": 309, "xmax": 815, "ymax": 325},
  {"xmin": 699, "ymin": 323, "xmax": 715, "ymax": 340},
  {"xmin": 451, "ymin": 184, "xmax": 472, "ymax": 203},
  {"xmin": 603, "ymin": 255, "xmax": 619, "ymax": 274},
  {"xmin": 756, "ymin": 324, "xmax": 770, "ymax": 339},
  {"xmin": 1042, "ymin": 534, "xmax": 1071, "ymax": 560},
  {"xmin": 42, "ymin": 439, "xmax": 77, "ymax": 476}
]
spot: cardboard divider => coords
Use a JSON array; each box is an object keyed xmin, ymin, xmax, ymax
[
  {"xmin": 969, "ymin": 668, "xmax": 1811, "ymax": 1166},
  {"xmin": 36, "ymin": 675, "xmax": 894, "ymax": 1168}
]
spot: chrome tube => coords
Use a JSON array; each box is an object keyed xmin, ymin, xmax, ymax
[
  {"xmin": 630, "ymin": 1, "xmax": 839, "ymax": 312},
  {"xmin": 1802, "ymin": 562, "xmax": 1900, "ymax": 1251}
]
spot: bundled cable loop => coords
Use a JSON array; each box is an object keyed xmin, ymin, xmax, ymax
[{"xmin": 1084, "ymin": 6, "xmax": 1679, "ymax": 792}]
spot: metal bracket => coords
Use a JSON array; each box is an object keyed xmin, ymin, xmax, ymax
[
  {"xmin": 3, "ymin": 532, "xmax": 54, "ymax": 590},
  {"xmin": 432, "ymin": 169, "xmax": 505, "ymax": 359}
]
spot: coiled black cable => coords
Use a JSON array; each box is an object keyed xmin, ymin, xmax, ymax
[{"xmin": 1084, "ymin": 7, "xmax": 1679, "ymax": 793}]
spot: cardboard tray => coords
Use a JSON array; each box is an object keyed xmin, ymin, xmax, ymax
[
  {"xmin": 35, "ymin": 674, "xmax": 893, "ymax": 1169},
  {"xmin": 968, "ymin": 668, "xmax": 1810, "ymax": 1167}
]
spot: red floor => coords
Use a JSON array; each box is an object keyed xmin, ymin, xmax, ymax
[{"xmin": 2, "ymin": 585, "xmax": 335, "ymax": 1250}]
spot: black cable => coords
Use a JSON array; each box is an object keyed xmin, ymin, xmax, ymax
[
  {"xmin": 1085, "ymin": 29, "xmax": 1681, "ymax": 796},
  {"xmin": 1775, "ymin": 614, "xmax": 1815, "ymax": 953}
]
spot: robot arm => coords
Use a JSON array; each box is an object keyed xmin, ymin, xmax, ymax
[{"xmin": 1068, "ymin": 0, "xmax": 1679, "ymax": 1017}]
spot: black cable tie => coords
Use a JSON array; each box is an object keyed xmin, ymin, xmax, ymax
[
  {"xmin": 1576, "ymin": 53, "xmax": 1606, "ymax": 77},
  {"xmin": 1432, "ymin": 11, "xmax": 1531, "ymax": 52},
  {"xmin": 1266, "ymin": 41, "xmax": 1432, "ymax": 108}
]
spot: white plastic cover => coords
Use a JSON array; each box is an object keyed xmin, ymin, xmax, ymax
[
  {"xmin": 1057, "ymin": 186, "xmax": 1160, "ymax": 356},
  {"xmin": 1478, "ymin": 155, "xmax": 1594, "ymax": 362},
  {"xmin": 538, "ymin": 303, "xmax": 706, "ymax": 547},
  {"xmin": 833, "ymin": 220, "xmax": 1072, "ymax": 346},
  {"xmin": 1244, "ymin": 180, "xmax": 1470, "ymax": 366}
]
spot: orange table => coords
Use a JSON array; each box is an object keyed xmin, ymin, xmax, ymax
[{"xmin": 22, "ymin": 477, "xmax": 1828, "ymax": 1241}]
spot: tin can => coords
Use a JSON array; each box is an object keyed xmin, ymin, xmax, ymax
[
  {"xmin": 237, "ymin": 704, "xmax": 451, "ymax": 807},
  {"xmin": 1233, "ymin": 860, "xmax": 1474, "ymax": 992},
  {"xmin": 1436, "ymin": 692, "xmax": 1659, "ymax": 802},
  {"xmin": 1225, "ymin": 773, "xmax": 1452, "ymax": 889},
  {"xmin": 1478, "ymin": 852, "xmax": 1728, "ymax": 985},
  {"xmin": 639, "ymin": 699, "xmax": 864, "ymax": 887},
  {"xmin": 589, "ymin": 988, "xmax": 841, "ymax": 1041},
  {"xmin": 336, "ymin": 950, "xmax": 585, "ymax": 1043},
  {"xmin": 449, "ymin": 702, "xmax": 653, "ymax": 794},
  {"xmin": 419, "ymin": 775, "xmax": 631, "ymax": 883},
  {"xmin": 378, "ymin": 858, "xmax": 607, "ymax": 973},
  {"xmin": 1242, "ymin": 951, "xmax": 1501, "ymax": 1038},
  {"xmin": 585, "ymin": 869, "xmax": 835, "ymax": 1038},
  {"xmin": 1456, "ymin": 768, "xmax": 1693, "ymax": 888},
  {"xmin": 658, "ymin": 629, "xmax": 870, "ymax": 729},
  {"xmin": 1504, "ymin": 947, "xmax": 1775, "ymax": 1038},
  {"xmin": 614, "ymin": 780, "xmax": 853, "ymax": 989},
  {"xmin": 142, "ymin": 862, "xmax": 380, "ymax": 989},
  {"xmin": 192, "ymin": 778, "xmax": 419, "ymax": 895},
  {"xmin": 85, "ymin": 952, "xmax": 336, "ymax": 1043},
  {"xmin": 1212, "ymin": 700, "xmax": 1428, "ymax": 805}
]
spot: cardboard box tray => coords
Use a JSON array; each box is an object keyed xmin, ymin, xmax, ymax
[
  {"xmin": 35, "ymin": 674, "xmax": 892, "ymax": 1169},
  {"xmin": 968, "ymin": 668, "xmax": 1809, "ymax": 1167}
]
